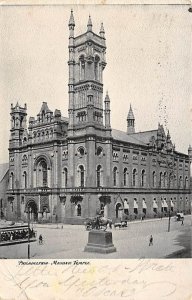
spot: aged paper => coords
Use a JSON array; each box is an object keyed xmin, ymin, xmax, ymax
[{"xmin": 0, "ymin": 1, "xmax": 192, "ymax": 300}]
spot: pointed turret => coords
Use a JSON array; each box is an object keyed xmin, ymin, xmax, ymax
[
  {"xmin": 99, "ymin": 22, "xmax": 105, "ymax": 38},
  {"xmin": 127, "ymin": 104, "xmax": 135, "ymax": 120},
  {"xmin": 188, "ymin": 144, "xmax": 192, "ymax": 159},
  {"xmin": 127, "ymin": 104, "xmax": 135, "ymax": 134},
  {"xmin": 166, "ymin": 130, "xmax": 172, "ymax": 152},
  {"xmin": 104, "ymin": 91, "xmax": 111, "ymax": 131},
  {"xmin": 68, "ymin": 9, "xmax": 75, "ymax": 27},
  {"xmin": 87, "ymin": 15, "xmax": 92, "ymax": 31},
  {"xmin": 167, "ymin": 130, "xmax": 171, "ymax": 140}
]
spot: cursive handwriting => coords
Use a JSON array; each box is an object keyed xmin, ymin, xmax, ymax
[{"xmin": 0, "ymin": 259, "xmax": 177, "ymax": 300}]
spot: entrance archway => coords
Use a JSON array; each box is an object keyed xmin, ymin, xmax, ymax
[
  {"xmin": 26, "ymin": 200, "xmax": 38, "ymax": 221},
  {"xmin": 116, "ymin": 203, "xmax": 123, "ymax": 219}
]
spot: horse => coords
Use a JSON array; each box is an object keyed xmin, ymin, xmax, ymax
[{"xmin": 99, "ymin": 217, "xmax": 113, "ymax": 231}]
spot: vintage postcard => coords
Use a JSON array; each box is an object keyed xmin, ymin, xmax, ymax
[{"xmin": 0, "ymin": 1, "xmax": 191, "ymax": 299}]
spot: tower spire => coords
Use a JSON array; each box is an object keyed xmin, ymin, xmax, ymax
[
  {"xmin": 87, "ymin": 15, "xmax": 92, "ymax": 31},
  {"xmin": 127, "ymin": 104, "xmax": 135, "ymax": 134},
  {"xmin": 68, "ymin": 9, "xmax": 75, "ymax": 27},
  {"xmin": 99, "ymin": 22, "xmax": 105, "ymax": 38}
]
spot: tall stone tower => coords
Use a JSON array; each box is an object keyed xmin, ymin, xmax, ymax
[
  {"xmin": 9, "ymin": 102, "xmax": 27, "ymax": 149},
  {"xmin": 68, "ymin": 10, "xmax": 107, "ymax": 135},
  {"xmin": 127, "ymin": 104, "xmax": 135, "ymax": 134},
  {"xmin": 67, "ymin": 11, "xmax": 109, "ymax": 191}
]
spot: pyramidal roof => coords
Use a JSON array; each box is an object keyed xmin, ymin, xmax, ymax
[{"xmin": 127, "ymin": 104, "xmax": 135, "ymax": 120}]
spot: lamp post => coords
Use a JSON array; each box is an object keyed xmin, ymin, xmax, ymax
[
  {"xmin": 168, "ymin": 210, "xmax": 171, "ymax": 232},
  {"xmin": 27, "ymin": 207, "xmax": 31, "ymax": 259}
]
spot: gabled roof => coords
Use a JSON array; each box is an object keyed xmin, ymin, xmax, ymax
[
  {"xmin": 128, "ymin": 130, "xmax": 158, "ymax": 144},
  {"xmin": 112, "ymin": 129, "xmax": 147, "ymax": 146},
  {"xmin": 0, "ymin": 163, "xmax": 9, "ymax": 182}
]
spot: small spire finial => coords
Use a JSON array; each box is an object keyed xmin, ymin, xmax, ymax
[
  {"xmin": 87, "ymin": 15, "xmax": 92, "ymax": 31},
  {"xmin": 105, "ymin": 90, "xmax": 110, "ymax": 102},
  {"xmin": 69, "ymin": 9, "xmax": 75, "ymax": 27},
  {"xmin": 100, "ymin": 22, "xmax": 105, "ymax": 38},
  {"xmin": 127, "ymin": 104, "xmax": 135, "ymax": 120}
]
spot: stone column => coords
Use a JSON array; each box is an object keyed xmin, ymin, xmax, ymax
[
  {"xmin": 33, "ymin": 170, "xmax": 36, "ymax": 188},
  {"xmin": 48, "ymin": 169, "xmax": 51, "ymax": 187}
]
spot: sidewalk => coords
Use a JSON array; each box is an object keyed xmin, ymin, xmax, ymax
[{"xmin": 0, "ymin": 215, "xmax": 190, "ymax": 259}]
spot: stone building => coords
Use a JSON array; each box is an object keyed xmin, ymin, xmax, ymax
[
  {"xmin": 6, "ymin": 11, "xmax": 191, "ymax": 223},
  {"xmin": 0, "ymin": 163, "xmax": 9, "ymax": 219}
]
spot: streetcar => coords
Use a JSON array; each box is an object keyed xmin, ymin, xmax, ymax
[{"xmin": 0, "ymin": 224, "xmax": 37, "ymax": 246}]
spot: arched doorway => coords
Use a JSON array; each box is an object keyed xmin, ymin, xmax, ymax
[
  {"xmin": 26, "ymin": 200, "xmax": 38, "ymax": 222},
  {"xmin": 116, "ymin": 203, "xmax": 123, "ymax": 219}
]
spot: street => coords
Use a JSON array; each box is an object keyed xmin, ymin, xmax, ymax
[{"xmin": 0, "ymin": 215, "xmax": 191, "ymax": 259}]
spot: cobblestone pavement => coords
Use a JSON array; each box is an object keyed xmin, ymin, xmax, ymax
[{"xmin": 0, "ymin": 215, "xmax": 191, "ymax": 259}]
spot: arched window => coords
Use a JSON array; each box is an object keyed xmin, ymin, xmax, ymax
[
  {"xmin": 79, "ymin": 55, "xmax": 85, "ymax": 80},
  {"xmin": 132, "ymin": 169, "xmax": 137, "ymax": 187},
  {"xmin": 123, "ymin": 168, "xmax": 128, "ymax": 186},
  {"xmin": 79, "ymin": 165, "xmax": 85, "ymax": 187},
  {"xmin": 174, "ymin": 175, "xmax": 177, "ymax": 188},
  {"xmin": 63, "ymin": 168, "xmax": 68, "ymax": 187},
  {"xmin": 96, "ymin": 165, "xmax": 102, "ymax": 187},
  {"xmin": 37, "ymin": 160, "xmax": 48, "ymax": 187},
  {"xmin": 10, "ymin": 172, "xmax": 14, "ymax": 190},
  {"xmin": 185, "ymin": 176, "xmax": 188, "ymax": 188},
  {"xmin": 116, "ymin": 203, "xmax": 122, "ymax": 219},
  {"xmin": 152, "ymin": 171, "xmax": 156, "ymax": 187},
  {"xmin": 94, "ymin": 56, "xmax": 100, "ymax": 81},
  {"xmin": 124, "ymin": 199, "xmax": 129, "ymax": 215},
  {"xmin": 179, "ymin": 176, "xmax": 183, "ymax": 188},
  {"xmin": 141, "ymin": 170, "xmax": 146, "ymax": 187},
  {"xmin": 42, "ymin": 161, "xmax": 48, "ymax": 186},
  {"xmin": 169, "ymin": 173, "xmax": 173, "ymax": 188},
  {"xmin": 160, "ymin": 172, "xmax": 163, "ymax": 187},
  {"xmin": 113, "ymin": 167, "xmax": 118, "ymax": 186},
  {"xmin": 23, "ymin": 171, "xmax": 27, "ymax": 189},
  {"xmin": 164, "ymin": 172, "xmax": 167, "ymax": 188},
  {"xmin": 77, "ymin": 204, "xmax": 81, "ymax": 216}
]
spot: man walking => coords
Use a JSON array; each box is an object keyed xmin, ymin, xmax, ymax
[{"xmin": 149, "ymin": 235, "xmax": 153, "ymax": 246}]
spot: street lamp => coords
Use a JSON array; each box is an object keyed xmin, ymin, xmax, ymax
[
  {"xmin": 168, "ymin": 210, "xmax": 171, "ymax": 232},
  {"xmin": 27, "ymin": 206, "xmax": 31, "ymax": 259}
]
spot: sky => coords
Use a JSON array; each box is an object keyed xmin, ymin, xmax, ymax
[{"xmin": 0, "ymin": 4, "xmax": 191, "ymax": 163}]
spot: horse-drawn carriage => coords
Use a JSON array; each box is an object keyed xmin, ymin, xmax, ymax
[
  {"xmin": 84, "ymin": 216, "xmax": 112, "ymax": 231},
  {"xmin": 114, "ymin": 220, "xmax": 128, "ymax": 229}
]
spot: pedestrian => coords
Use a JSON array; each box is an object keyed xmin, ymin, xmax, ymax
[
  {"xmin": 149, "ymin": 235, "xmax": 153, "ymax": 246},
  {"xmin": 39, "ymin": 234, "xmax": 43, "ymax": 245},
  {"xmin": 181, "ymin": 219, "xmax": 184, "ymax": 226}
]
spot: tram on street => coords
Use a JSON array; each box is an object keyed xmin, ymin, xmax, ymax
[{"xmin": 0, "ymin": 224, "xmax": 36, "ymax": 246}]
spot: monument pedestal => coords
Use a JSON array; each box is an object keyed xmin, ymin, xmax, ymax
[{"xmin": 84, "ymin": 230, "xmax": 116, "ymax": 254}]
